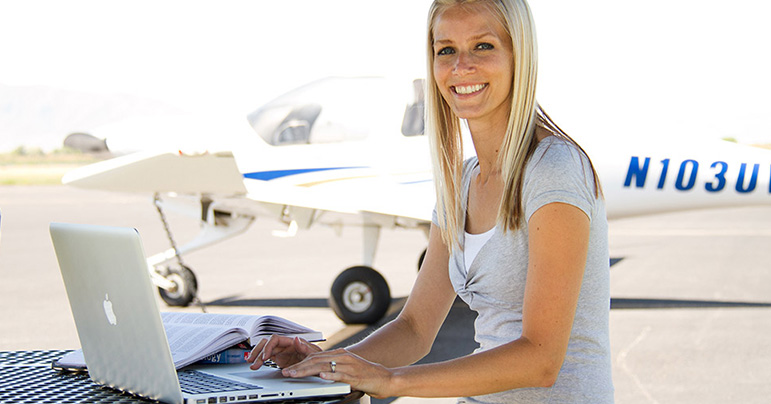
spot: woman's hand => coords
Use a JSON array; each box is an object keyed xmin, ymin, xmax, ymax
[
  {"xmin": 247, "ymin": 337, "xmax": 396, "ymax": 397},
  {"xmin": 246, "ymin": 335, "xmax": 321, "ymax": 370},
  {"xmin": 281, "ymin": 348, "xmax": 396, "ymax": 399}
]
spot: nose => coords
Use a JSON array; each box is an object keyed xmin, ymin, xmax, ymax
[{"xmin": 452, "ymin": 52, "xmax": 475, "ymax": 76}]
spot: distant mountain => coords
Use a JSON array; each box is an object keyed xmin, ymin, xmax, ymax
[{"xmin": 0, "ymin": 84, "xmax": 182, "ymax": 152}]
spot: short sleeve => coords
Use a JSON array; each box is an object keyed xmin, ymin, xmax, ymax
[{"xmin": 523, "ymin": 138, "xmax": 598, "ymax": 222}]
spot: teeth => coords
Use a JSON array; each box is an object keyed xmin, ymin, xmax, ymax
[{"xmin": 454, "ymin": 84, "xmax": 486, "ymax": 95}]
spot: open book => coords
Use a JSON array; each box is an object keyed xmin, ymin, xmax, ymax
[{"xmin": 54, "ymin": 312, "xmax": 323, "ymax": 370}]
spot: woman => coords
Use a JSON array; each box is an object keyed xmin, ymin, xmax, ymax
[{"xmin": 247, "ymin": 0, "xmax": 614, "ymax": 402}]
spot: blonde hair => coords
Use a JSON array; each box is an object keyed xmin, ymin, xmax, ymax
[{"xmin": 426, "ymin": 0, "xmax": 601, "ymax": 247}]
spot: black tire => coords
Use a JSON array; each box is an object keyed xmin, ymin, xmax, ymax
[
  {"xmin": 329, "ymin": 266, "xmax": 391, "ymax": 325},
  {"xmin": 158, "ymin": 265, "xmax": 198, "ymax": 307}
]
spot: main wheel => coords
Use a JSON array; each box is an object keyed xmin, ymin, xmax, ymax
[
  {"xmin": 158, "ymin": 265, "xmax": 198, "ymax": 307},
  {"xmin": 329, "ymin": 266, "xmax": 391, "ymax": 325}
]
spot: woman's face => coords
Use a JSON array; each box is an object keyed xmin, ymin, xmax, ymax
[{"xmin": 432, "ymin": 3, "xmax": 513, "ymax": 129}]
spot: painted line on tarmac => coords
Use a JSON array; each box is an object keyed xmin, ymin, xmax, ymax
[{"xmin": 610, "ymin": 228, "xmax": 771, "ymax": 237}]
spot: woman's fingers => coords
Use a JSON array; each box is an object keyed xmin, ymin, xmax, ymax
[
  {"xmin": 246, "ymin": 339, "xmax": 268, "ymax": 363},
  {"xmin": 282, "ymin": 349, "xmax": 393, "ymax": 398},
  {"xmin": 248, "ymin": 335, "xmax": 293, "ymax": 369},
  {"xmin": 248, "ymin": 335, "xmax": 322, "ymax": 370},
  {"xmin": 294, "ymin": 336, "xmax": 322, "ymax": 355},
  {"xmin": 281, "ymin": 348, "xmax": 349, "ymax": 377}
]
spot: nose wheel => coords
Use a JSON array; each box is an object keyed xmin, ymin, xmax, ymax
[
  {"xmin": 157, "ymin": 265, "xmax": 198, "ymax": 307},
  {"xmin": 329, "ymin": 266, "xmax": 391, "ymax": 325}
]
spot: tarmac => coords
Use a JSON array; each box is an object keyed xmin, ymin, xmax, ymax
[{"xmin": 1, "ymin": 185, "xmax": 770, "ymax": 403}]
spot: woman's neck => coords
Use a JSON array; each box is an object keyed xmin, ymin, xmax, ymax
[
  {"xmin": 470, "ymin": 123, "xmax": 553, "ymax": 186},
  {"xmin": 468, "ymin": 119, "xmax": 507, "ymax": 181}
]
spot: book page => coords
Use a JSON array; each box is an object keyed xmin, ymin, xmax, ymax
[
  {"xmin": 164, "ymin": 323, "xmax": 247, "ymax": 368},
  {"xmin": 161, "ymin": 312, "xmax": 261, "ymax": 330},
  {"xmin": 248, "ymin": 316, "xmax": 323, "ymax": 345},
  {"xmin": 161, "ymin": 312, "xmax": 322, "ymax": 345}
]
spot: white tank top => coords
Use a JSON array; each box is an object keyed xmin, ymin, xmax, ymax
[{"xmin": 463, "ymin": 226, "xmax": 495, "ymax": 273}]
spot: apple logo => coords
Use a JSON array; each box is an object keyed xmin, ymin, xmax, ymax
[{"xmin": 103, "ymin": 294, "xmax": 118, "ymax": 326}]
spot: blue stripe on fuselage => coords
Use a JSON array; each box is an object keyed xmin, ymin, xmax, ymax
[
  {"xmin": 243, "ymin": 167, "xmax": 366, "ymax": 181},
  {"xmin": 399, "ymin": 179, "xmax": 432, "ymax": 185}
]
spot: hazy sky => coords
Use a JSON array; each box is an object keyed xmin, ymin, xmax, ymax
[
  {"xmin": 0, "ymin": 0, "xmax": 432, "ymax": 112},
  {"xmin": 2, "ymin": 0, "xmax": 770, "ymax": 143}
]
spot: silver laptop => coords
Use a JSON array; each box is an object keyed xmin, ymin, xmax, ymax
[{"xmin": 50, "ymin": 222, "xmax": 350, "ymax": 404}]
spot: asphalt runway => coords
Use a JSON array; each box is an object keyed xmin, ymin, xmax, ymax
[{"xmin": 1, "ymin": 185, "xmax": 770, "ymax": 403}]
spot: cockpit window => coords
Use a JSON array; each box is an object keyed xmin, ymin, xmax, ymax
[
  {"xmin": 246, "ymin": 77, "xmax": 425, "ymax": 146},
  {"xmin": 273, "ymin": 104, "xmax": 322, "ymax": 145}
]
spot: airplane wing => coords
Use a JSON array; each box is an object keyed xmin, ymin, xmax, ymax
[
  {"xmin": 240, "ymin": 169, "xmax": 434, "ymax": 223},
  {"xmin": 62, "ymin": 151, "xmax": 247, "ymax": 196},
  {"xmin": 63, "ymin": 149, "xmax": 433, "ymax": 225}
]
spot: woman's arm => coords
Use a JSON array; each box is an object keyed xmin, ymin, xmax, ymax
[
  {"xmin": 286, "ymin": 202, "xmax": 590, "ymax": 398},
  {"xmin": 345, "ymin": 223, "xmax": 457, "ymax": 367},
  {"xmin": 250, "ymin": 223, "xmax": 456, "ymax": 371}
]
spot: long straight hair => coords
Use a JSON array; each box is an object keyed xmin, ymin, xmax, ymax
[{"xmin": 426, "ymin": 0, "xmax": 601, "ymax": 248}]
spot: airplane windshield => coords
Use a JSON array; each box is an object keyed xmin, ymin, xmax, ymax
[{"xmin": 246, "ymin": 77, "xmax": 424, "ymax": 146}]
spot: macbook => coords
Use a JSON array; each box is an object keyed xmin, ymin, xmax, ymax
[{"xmin": 50, "ymin": 222, "xmax": 350, "ymax": 404}]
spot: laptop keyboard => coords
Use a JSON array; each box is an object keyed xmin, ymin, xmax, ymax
[{"xmin": 178, "ymin": 369, "xmax": 263, "ymax": 394}]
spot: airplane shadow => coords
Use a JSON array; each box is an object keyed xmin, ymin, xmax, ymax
[
  {"xmin": 205, "ymin": 296, "xmax": 330, "ymax": 308},
  {"xmin": 610, "ymin": 298, "xmax": 771, "ymax": 309},
  {"xmin": 206, "ymin": 295, "xmax": 771, "ymax": 310}
]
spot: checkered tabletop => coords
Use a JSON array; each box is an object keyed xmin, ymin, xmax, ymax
[
  {"xmin": 0, "ymin": 350, "xmax": 148, "ymax": 403},
  {"xmin": 0, "ymin": 351, "xmax": 362, "ymax": 404}
]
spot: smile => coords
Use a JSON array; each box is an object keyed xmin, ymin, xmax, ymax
[{"xmin": 453, "ymin": 83, "xmax": 487, "ymax": 95}]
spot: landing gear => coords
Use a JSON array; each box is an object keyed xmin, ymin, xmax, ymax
[
  {"xmin": 329, "ymin": 266, "xmax": 391, "ymax": 325},
  {"xmin": 157, "ymin": 265, "xmax": 198, "ymax": 307},
  {"xmin": 148, "ymin": 193, "xmax": 254, "ymax": 311}
]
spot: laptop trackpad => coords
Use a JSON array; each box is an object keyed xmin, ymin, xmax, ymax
[
  {"xmin": 194, "ymin": 364, "xmax": 336, "ymax": 385},
  {"xmin": 228, "ymin": 371, "xmax": 337, "ymax": 385}
]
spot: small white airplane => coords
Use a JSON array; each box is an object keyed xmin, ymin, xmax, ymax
[{"xmin": 63, "ymin": 76, "xmax": 771, "ymax": 324}]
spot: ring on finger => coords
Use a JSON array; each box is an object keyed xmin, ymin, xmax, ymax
[{"xmin": 330, "ymin": 361, "xmax": 336, "ymax": 373}]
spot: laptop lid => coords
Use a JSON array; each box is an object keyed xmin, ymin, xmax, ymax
[
  {"xmin": 51, "ymin": 222, "xmax": 184, "ymax": 404},
  {"xmin": 50, "ymin": 222, "xmax": 350, "ymax": 404}
]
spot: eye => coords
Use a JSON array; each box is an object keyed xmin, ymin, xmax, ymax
[
  {"xmin": 476, "ymin": 42, "xmax": 494, "ymax": 51},
  {"xmin": 436, "ymin": 46, "xmax": 455, "ymax": 56}
]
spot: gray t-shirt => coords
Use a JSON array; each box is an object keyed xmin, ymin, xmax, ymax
[{"xmin": 433, "ymin": 136, "xmax": 614, "ymax": 403}]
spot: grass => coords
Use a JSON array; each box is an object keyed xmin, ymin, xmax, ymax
[{"xmin": 0, "ymin": 147, "xmax": 104, "ymax": 186}]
